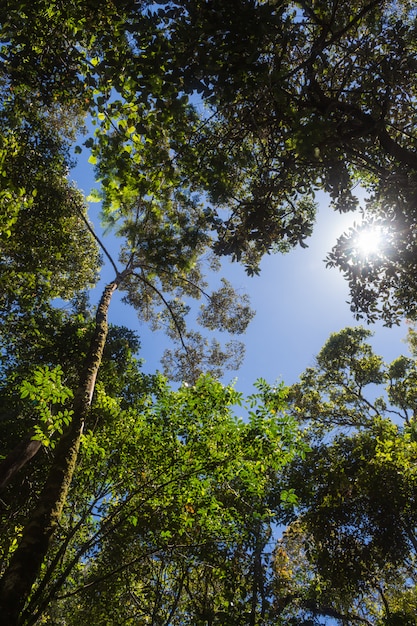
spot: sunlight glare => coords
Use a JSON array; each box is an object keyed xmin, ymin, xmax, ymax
[{"xmin": 355, "ymin": 226, "xmax": 383, "ymax": 258}]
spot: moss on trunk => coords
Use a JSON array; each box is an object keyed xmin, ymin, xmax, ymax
[{"xmin": 0, "ymin": 280, "xmax": 118, "ymax": 625}]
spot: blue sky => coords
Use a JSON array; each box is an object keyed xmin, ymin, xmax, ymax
[{"xmin": 72, "ymin": 153, "xmax": 410, "ymax": 396}]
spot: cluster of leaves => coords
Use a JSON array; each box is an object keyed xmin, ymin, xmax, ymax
[
  {"xmin": 19, "ymin": 366, "xmax": 74, "ymax": 448},
  {"xmin": 327, "ymin": 200, "xmax": 417, "ymax": 325},
  {"xmin": 0, "ymin": 24, "xmax": 100, "ymax": 308},
  {"xmin": 25, "ymin": 2, "xmax": 259, "ymax": 377},
  {"xmin": 6, "ymin": 368, "xmax": 305, "ymax": 625},
  {"xmin": 271, "ymin": 327, "xmax": 417, "ymax": 624},
  {"xmin": 158, "ymin": 0, "xmax": 417, "ymax": 316},
  {"xmin": 3, "ymin": 0, "xmax": 417, "ymax": 325}
]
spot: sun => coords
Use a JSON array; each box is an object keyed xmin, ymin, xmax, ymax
[{"xmin": 355, "ymin": 225, "xmax": 383, "ymax": 258}]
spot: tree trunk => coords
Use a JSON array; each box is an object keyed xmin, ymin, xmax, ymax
[
  {"xmin": 0, "ymin": 280, "xmax": 118, "ymax": 625},
  {"xmin": 0, "ymin": 432, "xmax": 42, "ymax": 492}
]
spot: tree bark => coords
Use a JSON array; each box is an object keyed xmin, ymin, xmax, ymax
[
  {"xmin": 0, "ymin": 280, "xmax": 119, "ymax": 625},
  {"xmin": 0, "ymin": 432, "xmax": 42, "ymax": 492}
]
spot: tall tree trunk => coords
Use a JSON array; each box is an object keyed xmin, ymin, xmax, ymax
[{"xmin": 0, "ymin": 280, "xmax": 119, "ymax": 625}]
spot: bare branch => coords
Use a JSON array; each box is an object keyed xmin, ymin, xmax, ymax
[{"xmin": 77, "ymin": 208, "xmax": 121, "ymax": 277}]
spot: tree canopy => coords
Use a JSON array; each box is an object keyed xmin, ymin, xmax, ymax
[
  {"xmin": 2, "ymin": 0, "xmax": 417, "ymax": 623},
  {"xmin": 2, "ymin": 0, "xmax": 417, "ymax": 325},
  {"xmin": 278, "ymin": 327, "xmax": 417, "ymax": 624}
]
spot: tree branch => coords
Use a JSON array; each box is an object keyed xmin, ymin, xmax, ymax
[
  {"xmin": 77, "ymin": 208, "xmax": 121, "ymax": 277},
  {"xmin": 132, "ymin": 271, "xmax": 189, "ymax": 354}
]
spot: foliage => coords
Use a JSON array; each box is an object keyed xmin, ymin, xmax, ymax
[
  {"xmin": 0, "ymin": 51, "xmax": 100, "ymax": 306},
  {"xmin": 6, "ymin": 374, "xmax": 304, "ymax": 625},
  {"xmin": 2, "ymin": 0, "xmax": 417, "ymax": 622},
  {"xmin": 163, "ymin": 0, "xmax": 417, "ymax": 320},
  {"xmin": 326, "ymin": 206, "xmax": 417, "ymax": 325},
  {"xmin": 0, "ymin": 1, "xmax": 257, "ymax": 376},
  {"xmin": 0, "ymin": 3, "xmax": 257, "ymax": 619},
  {"xmin": 19, "ymin": 366, "xmax": 74, "ymax": 447},
  {"xmin": 277, "ymin": 327, "xmax": 417, "ymax": 623},
  {"xmin": 0, "ymin": 317, "xmax": 142, "ymax": 567},
  {"xmin": 3, "ymin": 0, "xmax": 417, "ymax": 325}
]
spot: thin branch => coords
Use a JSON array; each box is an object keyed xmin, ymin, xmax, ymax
[
  {"xmin": 324, "ymin": 0, "xmax": 381, "ymax": 48},
  {"xmin": 401, "ymin": 522, "xmax": 417, "ymax": 557},
  {"xmin": 283, "ymin": 0, "xmax": 383, "ymax": 84},
  {"xmin": 162, "ymin": 566, "xmax": 190, "ymax": 626},
  {"xmin": 301, "ymin": 598, "xmax": 374, "ymax": 625},
  {"xmin": 376, "ymin": 586, "xmax": 391, "ymax": 620},
  {"xmin": 55, "ymin": 547, "xmax": 165, "ymax": 600},
  {"xmin": 23, "ymin": 489, "xmax": 110, "ymax": 624},
  {"xmin": 132, "ymin": 271, "xmax": 189, "ymax": 354},
  {"xmin": 37, "ymin": 459, "xmax": 221, "ymax": 612},
  {"xmin": 340, "ymin": 380, "xmax": 382, "ymax": 418},
  {"xmin": 133, "ymin": 262, "xmax": 211, "ymax": 300},
  {"xmin": 77, "ymin": 208, "xmax": 120, "ymax": 277}
]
